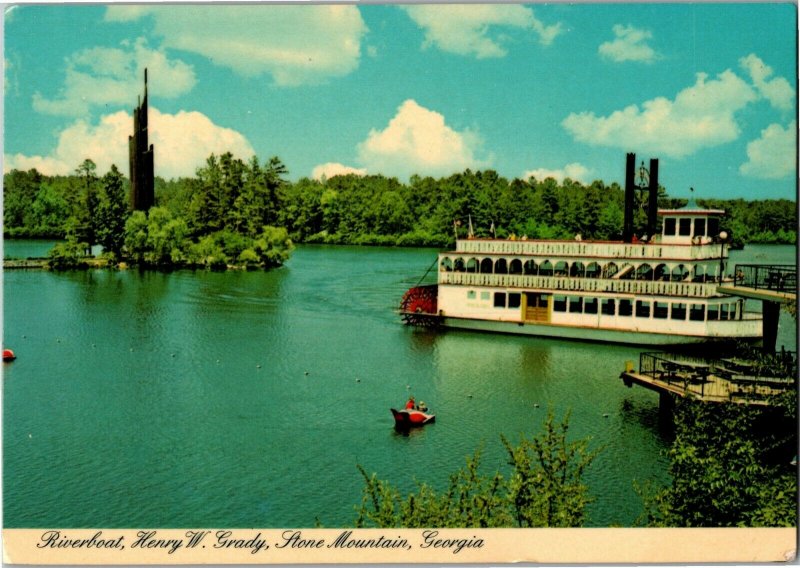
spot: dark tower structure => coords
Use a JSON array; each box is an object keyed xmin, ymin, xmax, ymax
[
  {"xmin": 622, "ymin": 152, "xmax": 659, "ymax": 242},
  {"xmin": 129, "ymin": 69, "xmax": 154, "ymax": 211}
]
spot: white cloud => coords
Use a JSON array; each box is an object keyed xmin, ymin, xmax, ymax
[
  {"xmin": 356, "ymin": 99, "xmax": 491, "ymax": 179},
  {"xmin": 103, "ymin": 5, "xmax": 153, "ymax": 22},
  {"xmin": 598, "ymin": 24, "xmax": 659, "ymax": 63},
  {"xmin": 4, "ymin": 108, "xmax": 255, "ymax": 179},
  {"xmin": 4, "ymin": 57, "xmax": 17, "ymax": 96},
  {"xmin": 523, "ymin": 163, "xmax": 591, "ymax": 184},
  {"xmin": 739, "ymin": 54, "xmax": 795, "ymax": 112},
  {"xmin": 32, "ymin": 38, "xmax": 195, "ymax": 117},
  {"xmin": 562, "ymin": 70, "xmax": 756, "ymax": 158},
  {"xmin": 106, "ymin": 5, "xmax": 367, "ymax": 87},
  {"xmin": 311, "ymin": 162, "xmax": 367, "ymax": 181},
  {"xmin": 402, "ymin": 5, "xmax": 562, "ymax": 59},
  {"xmin": 739, "ymin": 121, "xmax": 796, "ymax": 179}
]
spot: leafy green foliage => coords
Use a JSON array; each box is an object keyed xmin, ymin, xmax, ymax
[
  {"xmin": 501, "ymin": 411, "xmax": 597, "ymax": 527},
  {"xmin": 47, "ymin": 239, "xmax": 87, "ymax": 270},
  {"xmin": 277, "ymin": 171, "xmax": 796, "ymax": 246},
  {"xmin": 4, "ymin": 155, "xmax": 293, "ymax": 270},
  {"xmin": 124, "ymin": 153, "xmax": 293, "ymax": 269},
  {"xmin": 5, "ymin": 160, "xmax": 795, "ymax": 253},
  {"xmin": 642, "ymin": 398, "xmax": 797, "ymax": 527},
  {"xmin": 47, "ymin": 218, "xmax": 88, "ymax": 270},
  {"xmin": 355, "ymin": 411, "xmax": 597, "ymax": 528},
  {"xmin": 95, "ymin": 165, "xmax": 130, "ymax": 258},
  {"xmin": 27, "ymin": 183, "xmax": 71, "ymax": 238}
]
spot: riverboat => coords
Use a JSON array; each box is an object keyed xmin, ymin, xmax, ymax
[{"xmin": 400, "ymin": 154, "xmax": 763, "ymax": 346}]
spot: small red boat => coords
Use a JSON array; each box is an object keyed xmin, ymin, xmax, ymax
[
  {"xmin": 391, "ymin": 408, "xmax": 435, "ymax": 428},
  {"xmin": 3, "ymin": 349, "xmax": 16, "ymax": 362}
]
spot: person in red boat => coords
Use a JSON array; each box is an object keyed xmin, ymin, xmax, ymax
[{"xmin": 405, "ymin": 396, "xmax": 415, "ymax": 410}]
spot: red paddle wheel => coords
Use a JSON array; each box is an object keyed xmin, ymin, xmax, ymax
[{"xmin": 399, "ymin": 285, "xmax": 440, "ymax": 327}]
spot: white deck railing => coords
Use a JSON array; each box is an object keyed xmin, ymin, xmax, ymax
[
  {"xmin": 453, "ymin": 239, "xmax": 724, "ymax": 261},
  {"xmin": 438, "ymin": 271, "xmax": 724, "ymax": 298}
]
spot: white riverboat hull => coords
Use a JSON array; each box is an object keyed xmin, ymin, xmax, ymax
[{"xmin": 439, "ymin": 316, "xmax": 761, "ymax": 346}]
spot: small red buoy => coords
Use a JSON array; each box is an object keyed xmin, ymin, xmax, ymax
[{"xmin": 3, "ymin": 349, "xmax": 16, "ymax": 362}]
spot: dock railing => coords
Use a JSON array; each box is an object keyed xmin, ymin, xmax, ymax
[
  {"xmin": 734, "ymin": 264, "xmax": 797, "ymax": 294},
  {"xmin": 636, "ymin": 350, "xmax": 796, "ymax": 404}
]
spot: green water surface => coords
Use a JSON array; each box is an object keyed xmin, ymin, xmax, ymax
[{"xmin": 2, "ymin": 243, "xmax": 795, "ymax": 527}]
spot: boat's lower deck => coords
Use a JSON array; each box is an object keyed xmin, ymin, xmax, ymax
[
  {"xmin": 436, "ymin": 284, "xmax": 763, "ymax": 344},
  {"xmin": 439, "ymin": 316, "xmax": 761, "ymax": 345}
]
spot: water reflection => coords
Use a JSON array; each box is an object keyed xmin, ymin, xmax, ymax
[{"xmin": 406, "ymin": 327, "xmax": 442, "ymax": 354}]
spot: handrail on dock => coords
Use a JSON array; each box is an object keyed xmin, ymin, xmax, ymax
[
  {"xmin": 623, "ymin": 350, "xmax": 797, "ymax": 405},
  {"xmin": 734, "ymin": 264, "xmax": 797, "ymax": 294}
]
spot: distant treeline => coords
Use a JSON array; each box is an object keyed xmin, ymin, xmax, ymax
[{"xmin": 4, "ymin": 153, "xmax": 797, "ymax": 250}]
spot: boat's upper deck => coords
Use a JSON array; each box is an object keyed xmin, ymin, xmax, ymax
[{"xmin": 453, "ymin": 238, "xmax": 725, "ymax": 262}]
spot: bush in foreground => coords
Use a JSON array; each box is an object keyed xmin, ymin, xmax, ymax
[{"xmin": 355, "ymin": 411, "xmax": 597, "ymax": 528}]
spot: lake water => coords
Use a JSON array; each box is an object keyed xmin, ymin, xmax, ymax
[{"xmin": 2, "ymin": 242, "xmax": 796, "ymax": 528}]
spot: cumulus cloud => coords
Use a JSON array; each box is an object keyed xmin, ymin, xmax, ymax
[
  {"xmin": 103, "ymin": 5, "xmax": 153, "ymax": 22},
  {"xmin": 402, "ymin": 4, "xmax": 562, "ymax": 58},
  {"xmin": 311, "ymin": 162, "xmax": 367, "ymax": 181},
  {"xmin": 5, "ymin": 57, "xmax": 17, "ymax": 96},
  {"xmin": 105, "ymin": 5, "xmax": 367, "ymax": 86},
  {"xmin": 598, "ymin": 24, "xmax": 659, "ymax": 63},
  {"xmin": 739, "ymin": 121, "xmax": 796, "ymax": 179},
  {"xmin": 4, "ymin": 108, "xmax": 254, "ymax": 179},
  {"xmin": 739, "ymin": 54, "xmax": 795, "ymax": 112},
  {"xmin": 356, "ymin": 99, "xmax": 491, "ymax": 179},
  {"xmin": 32, "ymin": 38, "xmax": 195, "ymax": 117},
  {"xmin": 523, "ymin": 163, "xmax": 591, "ymax": 184},
  {"xmin": 562, "ymin": 70, "xmax": 756, "ymax": 157}
]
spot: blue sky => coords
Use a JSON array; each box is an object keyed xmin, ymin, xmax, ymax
[{"xmin": 3, "ymin": 3, "xmax": 797, "ymax": 199}]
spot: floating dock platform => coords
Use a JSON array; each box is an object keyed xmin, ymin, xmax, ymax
[{"xmin": 621, "ymin": 351, "xmax": 796, "ymax": 406}]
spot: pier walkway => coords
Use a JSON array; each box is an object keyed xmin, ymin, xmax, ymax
[
  {"xmin": 621, "ymin": 351, "xmax": 796, "ymax": 406},
  {"xmin": 718, "ymin": 264, "xmax": 796, "ymax": 303},
  {"xmin": 717, "ymin": 263, "xmax": 796, "ymax": 352},
  {"xmin": 3, "ymin": 258, "xmax": 49, "ymax": 269}
]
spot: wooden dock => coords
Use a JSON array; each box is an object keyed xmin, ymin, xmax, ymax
[
  {"xmin": 3, "ymin": 257, "xmax": 111, "ymax": 270},
  {"xmin": 3, "ymin": 258, "xmax": 49, "ymax": 269},
  {"xmin": 621, "ymin": 352, "xmax": 796, "ymax": 406}
]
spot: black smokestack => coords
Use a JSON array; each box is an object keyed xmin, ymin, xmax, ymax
[
  {"xmin": 647, "ymin": 158, "xmax": 659, "ymax": 239},
  {"xmin": 623, "ymin": 153, "xmax": 636, "ymax": 243}
]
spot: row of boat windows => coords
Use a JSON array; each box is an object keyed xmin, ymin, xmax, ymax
[
  {"xmin": 474, "ymin": 290, "xmax": 741, "ymax": 321},
  {"xmin": 663, "ymin": 216, "xmax": 720, "ymax": 238},
  {"xmin": 442, "ymin": 257, "xmax": 720, "ymax": 281}
]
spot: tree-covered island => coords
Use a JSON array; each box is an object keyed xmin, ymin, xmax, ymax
[
  {"xmin": 5, "ymin": 155, "xmax": 294, "ymax": 270},
  {"xmin": 3, "ymin": 152, "xmax": 796, "ymax": 270}
]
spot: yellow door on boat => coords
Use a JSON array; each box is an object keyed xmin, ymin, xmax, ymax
[{"xmin": 524, "ymin": 293, "xmax": 550, "ymax": 323}]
